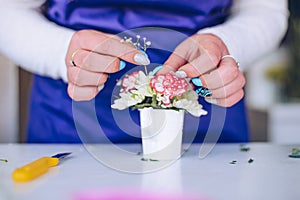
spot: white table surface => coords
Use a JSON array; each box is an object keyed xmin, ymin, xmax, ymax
[{"xmin": 0, "ymin": 143, "xmax": 300, "ymax": 200}]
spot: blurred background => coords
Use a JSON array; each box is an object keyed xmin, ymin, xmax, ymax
[
  {"xmin": 0, "ymin": 0, "xmax": 299, "ymax": 144},
  {"xmin": 246, "ymin": 0, "xmax": 300, "ymax": 144}
]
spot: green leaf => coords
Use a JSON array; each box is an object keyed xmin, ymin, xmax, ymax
[
  {"xmin": 0, "ymin": 159, "xmax": 8, "ymax": 163},
  {"xmin": 289, "ymin": 148, "xmax": 300, "ymax": 158},
  {"xmin": 141, "ymin": 158, "xmax": 148, "ymax": 161},
  {"xmin": 149, "ymin": 159, "xmax": 159, "ymax": 162},
  {"xmin": 151, "ymin": 95, "xmax": 157, "ymax": 107},
  {"xmin": 240, "ymin": 144, "xmax": 250, "ymax": 152},
  {"xmin": 183, "ymin": 148, "xmax": 189, "ymax": 153},
  {"xmin": 292, "ymin": 148, "xmax": 300, "ymax": 155},
  {"xmin": 289, "ymin": 154, "xmax": 300, "ymax": 158}
]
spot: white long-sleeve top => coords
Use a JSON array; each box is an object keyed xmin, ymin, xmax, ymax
[{"xmin": 0, "ymin": 0, "xmax": 289, "ymax": 83}]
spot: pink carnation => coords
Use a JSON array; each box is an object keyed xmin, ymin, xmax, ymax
[
  {"xmin": 121, "ymin": 71, "xmax": 140, "ymax": 92},
  {"xmin": 150, "ymin": 72, "xmax": 189, "ymax": 105}
]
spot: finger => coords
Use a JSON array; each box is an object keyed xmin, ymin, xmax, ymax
[
  {"xmin": 67, "ymin": 82, "xmax": 100, "ymax": 101},
  {"xmin": 209, "ymin": 71, "xmax": 246, "ymax": 98},
  {"xmin": 205, "ymin": 89, "xmax": 244, "ymax": 107},
  {"xmin": 162, "ymin": 52, "xmax": 187, "ymax": 72},
  {"xmin": 73, "ymin": 30, "xmax": 150, "ymax": 65},
  {"xmin": 155, "ymin": 66, "xmax": 175, "ymax": 75},
  {"xmin": 71, "ymin": 49, "xmax": 124, "ymax": 73},
  {"xmin": 67, "ymin": 67, "xmax": 108, "ymax": 87},
  {"xmin": 200, "ymin": 57, "xmax": 240, "ymax": 89},
  {"xmin": 177, "ymin": 48, "xmax": 221, "ymax": 78},
  {"xmin": 157, "ymin": 37, "xmax": 197, "ymax": 75}
]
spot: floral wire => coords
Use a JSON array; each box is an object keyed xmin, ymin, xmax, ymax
[
  {"xmin": 121, "ymin": 35, "xmax": 151, "ymax": 75},
  {"xmin": 144, "ymin": 65, "xmax": 148, "ymax": 75}
]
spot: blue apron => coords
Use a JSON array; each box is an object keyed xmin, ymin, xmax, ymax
[{"xmin": 27, "ymin": 0, "xmax": 249, "ymax": 143}]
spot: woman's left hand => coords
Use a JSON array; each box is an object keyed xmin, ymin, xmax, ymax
[{"xmin": 158, "ymin": 33, "xmax": 246, "ymax": 107}]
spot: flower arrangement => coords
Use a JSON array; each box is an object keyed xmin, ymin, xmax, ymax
[
  {"xmin": 111, "ymin": 69, "xmax": 207, "ymax": 117},
  {"xmin": 111, "ymin": 34, "xmax": 207, "ymax": 117}
]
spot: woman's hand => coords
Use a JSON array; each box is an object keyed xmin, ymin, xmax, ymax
[
  {"xmin": 65, "ymin": 30, "xmax": 150, "ymax": 101},
  {"xmin": 158, "ymin": 33, "xmax": 246, "ymax": 107}
]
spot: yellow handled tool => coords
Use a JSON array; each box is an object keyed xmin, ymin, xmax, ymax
[{"xmin": 12, "ymin": 152, "xmax": 71, "ymax": 182}]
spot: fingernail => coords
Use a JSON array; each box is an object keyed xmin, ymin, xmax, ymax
[
  {"xmin": 191, "ymin": 78, "xmax": 203, "ymax": 87},
  {"xmin": 205, "ymin": 98, "xmax": 217, "ymax": 105},
  {"xmin": 134, "ymin": 53, "xmax": 150, "ymax": 65},
  {"xmin": 175, "ymin": 70, "xmax": 187, "ymax": 78},
  {"xmin": 98, "ymin": 85, "xmax": 104, "ymax": 92},
  {"xmin": 119, "ymin": 60, "xmax": 126, "ymax": 71},
  {"xmin": 194, "ymin": 86, "xmax": 212, "ymax": 97},
  {"xmin": 139, "ymin": 50, "xmax": 148, "ymax": 57},
  {"xmin": 152, "ymin": 65, "xmax": 163, "ymax": 75}
]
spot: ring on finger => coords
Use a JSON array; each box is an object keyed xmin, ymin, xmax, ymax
[
  {"xmin": 221, "ymin": 55, "xmax": 240, "ymax": 68},
  {"xmin": 70, "ymin": 49, "xmax": 80, "ymax": 67}
]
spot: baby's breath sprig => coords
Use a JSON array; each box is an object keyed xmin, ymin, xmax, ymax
[
  {"xmin": 120, "ymin": 35, "xmax": 151, "ymax": 74},
  {"xmin": 120, "ymin": 35, "xmax": 151, "ymax": 52}
]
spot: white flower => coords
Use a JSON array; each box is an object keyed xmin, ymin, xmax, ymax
[
  {"xmin": 133, "ymin": 85, "xmax": 153, "ymax": 97},
  {"xmin": 136, "ymin": 70, "xmax": 149, "ymax": 85},
  {"xmin": 111, "ymin": 92, "xmax": 144, "ymax": 110},
  {"xmin": 182, "ymin": 88, "xmax": 199, "ymax": 101},
  {"xmin": 173, "ymin": 99, "xmax": 207, "ymax": 117}
]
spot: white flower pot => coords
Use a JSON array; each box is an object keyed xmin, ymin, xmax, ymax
[{"xmin": 139, "ymin": 107, "xmax": 184, "ymax": 160}]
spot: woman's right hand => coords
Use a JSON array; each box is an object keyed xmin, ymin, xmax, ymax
[{"xmin": 65, "ymin": 30, "xmax": 150, "ymax": 101}]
